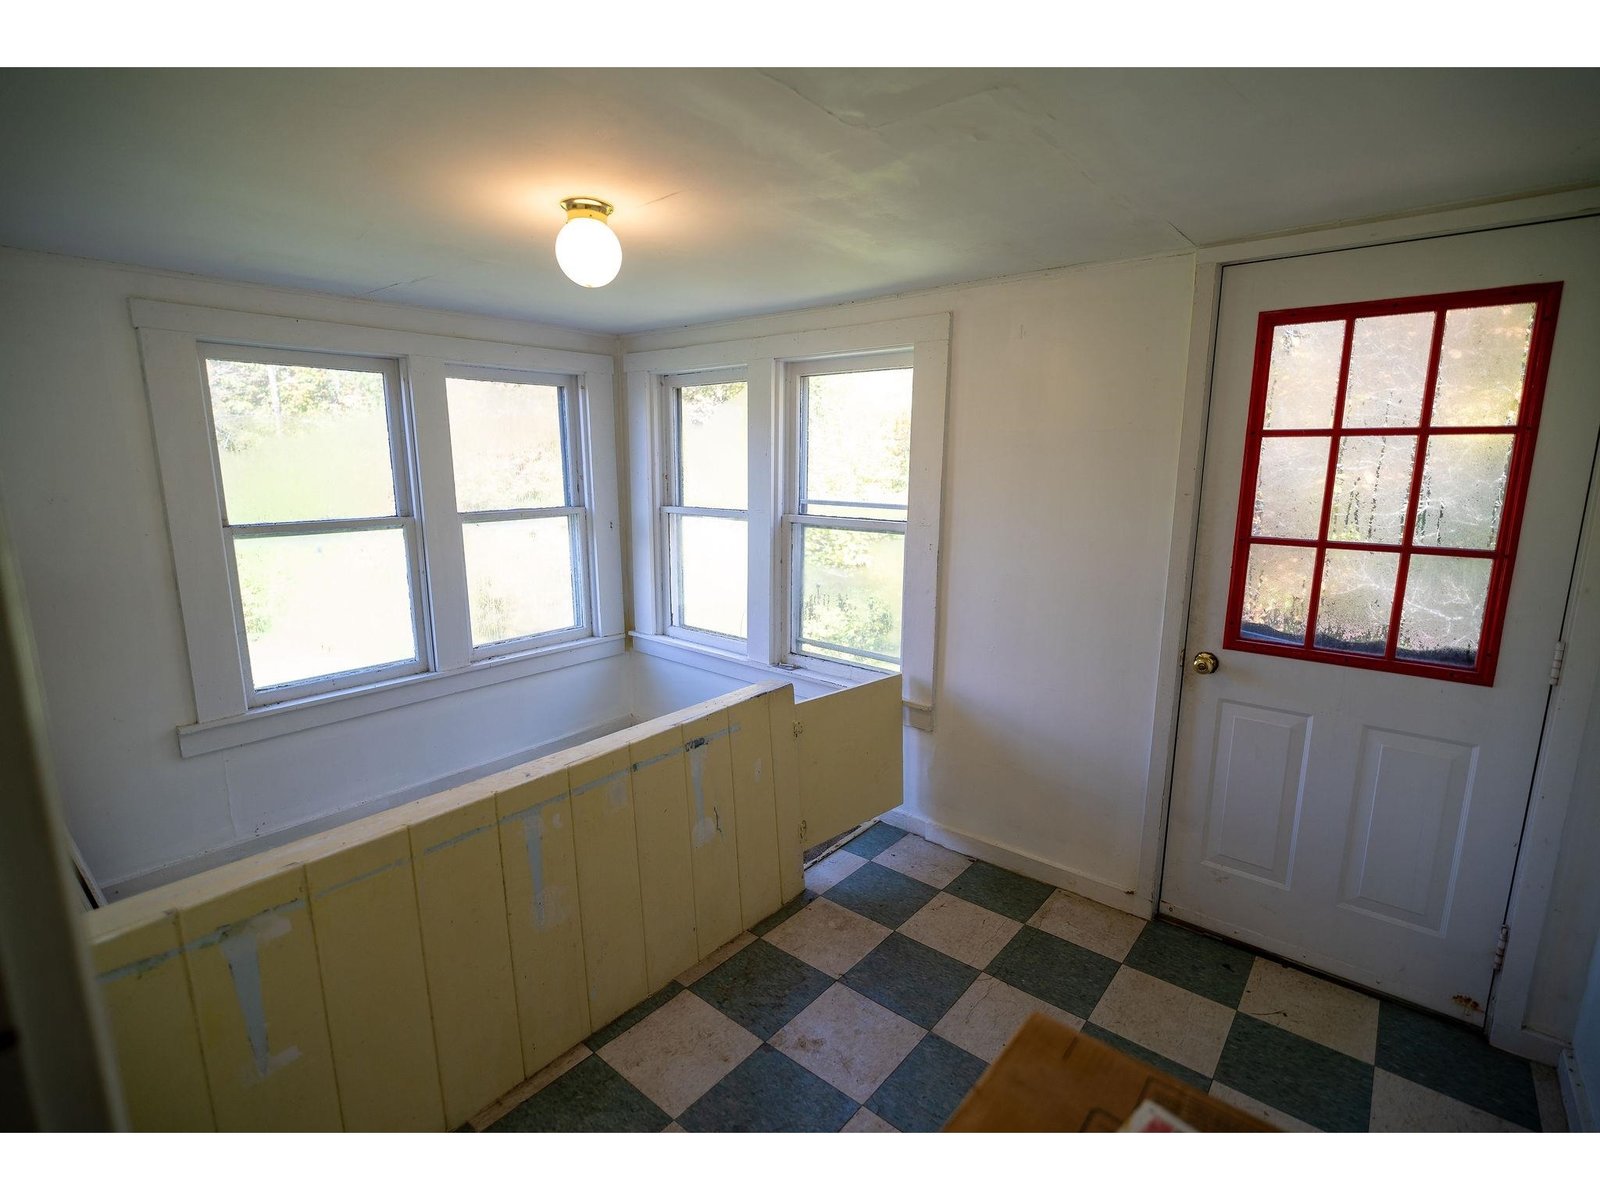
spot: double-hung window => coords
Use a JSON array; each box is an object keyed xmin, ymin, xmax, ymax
[
  {"xmin": 202, "ymin": 347, "xmax": 427, "ymax": 702},
  {"xmin": 446, "ymin": 368, "xmax": 590, "ymax": 653},
  {"xmin": 785, "ymin": 355, "xmax": 913, "ymax": 672},
  {"xmin": 138, "ymin": 299, "xmax": 621, "ymax": 753},
  {"xmin": 661, "ymin": 370, "xmax": 749, "ymax": 647},
  {"xmin": 628, "ymin": 313, "xmax": 948, "ymax": 725}
]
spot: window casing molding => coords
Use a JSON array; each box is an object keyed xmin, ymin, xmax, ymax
[
  {"xmin": 134, "ymin": 298, "xmax": 624, "ymax": 754},
  {"xmin": 624, "ymin": 313, "xmax": 950, "ymax": 726}
]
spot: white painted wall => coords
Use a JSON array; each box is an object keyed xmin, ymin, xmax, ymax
[
  {"xmin": 625, "ymin": 254, "xmax": 1197, "ymax": 906},
  {"xmin": 0, "ymin": 248, "xmax": 630, "ymax": 894}
]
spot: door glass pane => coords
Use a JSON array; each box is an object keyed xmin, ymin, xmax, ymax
[
  {"xmin": 1414, "ymin": 435, "xmax": 1515, "ymax": 551},
  {"xmin": 1313, "ymin": 549, "xmax": 1399, "ymax": 656},
  {"xmin": 801, "ymin": 369, "xmax": 912, "ymax": 511},
  {"xmin": 796, "ymin": 526, "xmax": 904, "ymax": 667},
  {"xmin": 462, "ymin": 517, "xmax": 579, "ymax": 646},
  {"xmin": 206, "ymin": 358, "xmax": 397, "ymax": 523},
  {"xmin": 1396, "ymin": 556, "xmax": 1493, "ymax": 668},
  {"xmin": 1343, "ymin": 311, "xmax": 1434, "ymax": 428},
  {"xmin": 1263, "ymin": 321, "xmax": 1343, "ymax": 429},
  {"xmin": 446, "ymin": 377, "xmax": 567, "ymax": 512},
  {"xmin": 673, "ymin": 515, "xmax": 747, "ymax": 639},
  {"xmin": 235, "ymin": 529, "xmax": 417, "ymax": 689},
  {"xmin": 1432, "ymin": 303, "xmax": 1536, "ymax": 427},
  {"xmin": 1238, "ymin": 544, "xmax": 1316, "ymax": 646},
  {"xmin": 677, "ymin": 382, "xmax": 748, "ymax": 510},
  {"xmin": 1328, "ymin": 436, "xmax": 1416, "ymax": 545},
  {"xmin": 1252, "ymin": 437, "xmax": 1329, "ymax": 540}
]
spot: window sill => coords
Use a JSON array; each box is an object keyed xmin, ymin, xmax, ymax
[
  {"xmin": 177, "ymin": 635, "xmax": 627, "ymax": 758},
  {"xmin": 628, "ymin": 632, "xmax": 934, "ymax": 730}
]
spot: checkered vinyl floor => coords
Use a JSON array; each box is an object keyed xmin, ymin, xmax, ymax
[{"xmin": 480, "ymin": 824, "xmax": 1566, "ymax": 1133}]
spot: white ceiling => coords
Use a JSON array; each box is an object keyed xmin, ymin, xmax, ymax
[{"xmin": 2, "ymin": 68, "xmax": 1598, "ymax": 334}]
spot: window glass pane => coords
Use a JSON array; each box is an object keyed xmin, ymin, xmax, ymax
[
  {"xmin": 673, "ymin": 515, "xmax": 747, "ymax": 639},
  {"xmin": 1252, "ymin": 437, "xmax": 1330, "ymax": 540},
  {"xmin": 446, "ymin": 377, "xmax": 567, "ymax": 512},
  {"xmin": 1262, "ymin": 321, "xmax": 1343, "ymax": 429},
  {"xmin": 1238, "ymin": 544, "xmax": 1316, "ymax": 646},
  {"xmin": 1328, "ymin": 436, "xmax": 1416, "ymax": 545},
  {"xmin": 1414, "ymin": 434, "xmax": 1515, "ymax": 551},
  {"xmin": 235, "ymin": 529, "xmax": 416, "ymax": 689},
  {"xmin": 1432, "ymin": 303, "xmax": 1536, "ymax": 427},
  {"xmin": 678, "ymin": 382, "xmax": 748, "ymax": 510},
  {"xmin": 796, "ymin": 526, "xmax": 904, "ymax": 666},
  {"xmin": 206, "ymin": 358, "xmax": 396, "ymax": 523},
  {"xmin": 1343, "ymin": 311, "xmax": 1433, "ymax": 428},
  {"xmin": 1396, "ymin": 556, "xmax": 1493, "ymax": 669},
  {"xmin": 801, "ymin": 368, "xmax": 912, "ymax": 510},
  {"xmin": 1313, "ymin": 549, "xmax": 1399, "ymax": 656},
  {"xmin": 462, "ymin": 517, "xmax": 579, "ymax": 646}
]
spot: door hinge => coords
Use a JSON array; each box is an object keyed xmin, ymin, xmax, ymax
[
  {"xmin": 1492, "ymin": 924, "xmax": 1510, "ymax": 972},
  {"xmin": 1550, "ymin": 640, "xmax": 1567, "ymax": 687},
  {"xmin": 793, "ymin": 721, "xmax": 803, "ymax": 738}
]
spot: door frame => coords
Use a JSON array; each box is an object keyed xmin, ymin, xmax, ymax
[{"xmin": 1136, "ymin": 186, "xmax": 1600, "ymax": 1062}]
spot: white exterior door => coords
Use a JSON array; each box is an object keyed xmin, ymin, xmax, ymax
[{"xmin": 1162, "ymin": 217, "xmax": 1600, "ymax": 1024}]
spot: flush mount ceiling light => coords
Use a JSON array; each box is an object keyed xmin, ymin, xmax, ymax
[{"xmin": 554, "ymin": 197, "xmax": 622, "ymax": 288}]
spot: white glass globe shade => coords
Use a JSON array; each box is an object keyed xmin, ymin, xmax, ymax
[{"xmin": 555, "ymin": 214, "xmax": 622, "ymax": 288}]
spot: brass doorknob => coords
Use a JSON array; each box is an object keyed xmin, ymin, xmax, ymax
[{"xmin": 1192, "ymin": 651, "xmax": 1220, "ymax": 675}]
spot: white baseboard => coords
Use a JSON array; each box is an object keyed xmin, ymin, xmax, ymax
[
  {"xmin": 1560, "ymin": 1048, "xmax": 1594, "ymax": 1132},
  {"xmin": 102, "ymin": 714, "xmax": 636, "ymax": 900},
  {"xmin": 878, "ymin": 807, "xmax": 1154, "ymax": 919}
]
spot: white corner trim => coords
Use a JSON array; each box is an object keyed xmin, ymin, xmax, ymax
[
  {"xmin": 177, "ymin": 635, "xmax": 626, "ymax": 757},
  {"xmin": 878, "ymin": 807, "xmax": 1151, "ymax": 919},
  {"xmin": 1559, "ymin": 1048, "xmax": 1594, "ymax": 1132}
]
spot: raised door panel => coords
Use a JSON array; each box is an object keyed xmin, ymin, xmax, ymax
[{"xmin": 1201, "ymin": 702, "xmax": 1311, "ymax": 887}]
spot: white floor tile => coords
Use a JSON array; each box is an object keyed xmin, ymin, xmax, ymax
[
  {"xmin": 1369, "ymin": 1068, "xmax": 1526, "ymax": 1132},
  {"xmin": 771, "ymin": 982, "xmax": 924, "ymax": 1103},
  {"xmin": 763, "ymin": 897, "xmax": 890, "ymax": 977},
  {"xmin": 1087, "ymin": 967, "xmax": 1235, "ymax": 1077},
  {"xmin": 841, "ymin": 1106, "xmax": 899, "ymax": 1132},
  {"xmin": 1236, "ymin": 957, "xmax": 1379, "ymax": 1063},
  {"xmin": 805, "ymin": 850, "xmax": 867, "ymax": 893},
  {"xmin": 1532, "ymin": 1061, "xmax": 1567, "ymax": 1133},
  {"xmin": 1029, "ymin": 890, "xmax": 1147, "ymax": 962},
  {"xmin": 873, "ymin": 835, "xmax": 972, "ymax": 889},
  {"xmin": 597, "ymin": 990, "xmax": 760, "ymax": 1118},
  {"xmin": 899, "ymin": 892, "xmax": 1020, "ymax": 970},
  {"xmin": 934, "ymin": 974, "xmax": 1082, "ymax": 1063}
]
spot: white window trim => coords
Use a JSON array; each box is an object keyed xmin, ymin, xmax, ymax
[
  {"xmin": 624, "ymin": 313, "xmax": 949, "ymax": 728},
  {"xmin": 134, "ymin": 298, "xmax": 624, "ymax": 755}
]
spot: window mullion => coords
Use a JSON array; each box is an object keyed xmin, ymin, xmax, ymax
[
  {"xmin": 407, "ymin": 355, "xmax": 473, "ymax": 672},
  {"xmin": 747, "ymin": 358, "xmax": 779, "ymax": 664}
]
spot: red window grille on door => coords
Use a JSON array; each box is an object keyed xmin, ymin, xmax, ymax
[{"xmin": 1223, "ymin": 282, "xmax": 1563, "ymax": 686}]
